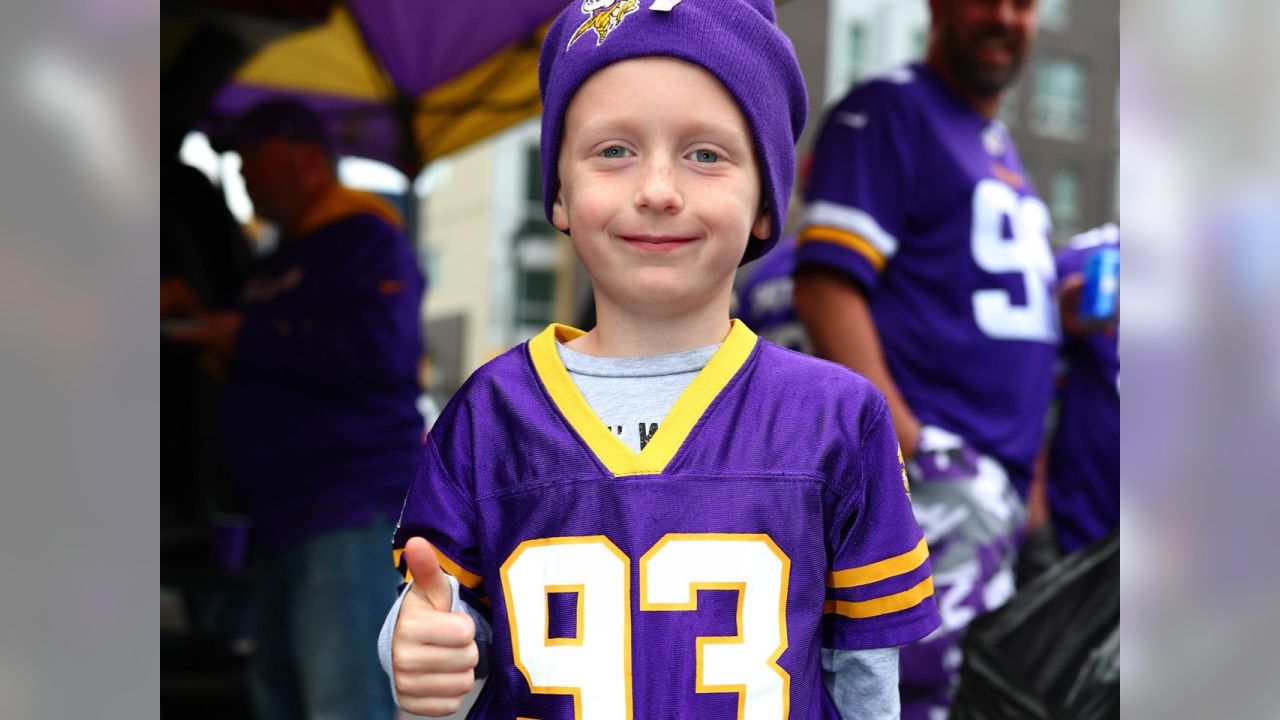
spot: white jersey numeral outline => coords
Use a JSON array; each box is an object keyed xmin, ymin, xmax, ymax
[
  {"xmin": 501, "ymin": 534, "xmax": 792, "ymax": 720},
  {"xmin": 641, "ymin": 534, "xmax": 791, "ymax": 720},
  {"xmin": 501, "ymin": 536, "xmax": 633, "ymax": 719},
  {"xmin": 970, "ymin": 178, "xmax": 1059, "ymax": 343}
]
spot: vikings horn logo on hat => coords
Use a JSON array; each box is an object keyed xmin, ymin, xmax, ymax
[{"xmin": 567, "ymin": 0, "xmax": 641, "ymax": 49}]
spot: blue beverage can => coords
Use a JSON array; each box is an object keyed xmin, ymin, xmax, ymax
[{"xmin": 1079, "ymin": 246, "xmax": 1120, "ymax": 323}]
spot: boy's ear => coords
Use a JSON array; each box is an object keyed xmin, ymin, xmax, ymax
[
  {"xmin": 551, "ymin": 189, "xmax": 570, "ymax": 232},
  {"xmin": 751, "ymin": 210, "xmax": 772, "ymax": 241}
]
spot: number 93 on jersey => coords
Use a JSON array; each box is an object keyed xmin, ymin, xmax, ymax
[{"xmin": 500, "ymin": 533, "xmax": 791, "ymax": 720}]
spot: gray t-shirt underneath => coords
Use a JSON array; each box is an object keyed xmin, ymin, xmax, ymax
[{"xmin": 556, "ymin": 340, "xmax": 718, "ymax": 453}]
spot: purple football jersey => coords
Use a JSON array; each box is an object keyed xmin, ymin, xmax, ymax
[
  {"xmin": 224, "ymin": 213, "xmax": 425, "ymax": 552},
  {"xmin": 394, "ymin": 321, "xmax": 939, "ymax": 719},
  {"xmin": 796, "ymin": 64, "xmax": 1058, "ymax": 495},
  {"xmin": 737, "ymin": 236, "xmax": 812, "ymax": 353},
  {"xmin": 1049, "ymin": 224, "xmax": 1120, "ymax": 552}
]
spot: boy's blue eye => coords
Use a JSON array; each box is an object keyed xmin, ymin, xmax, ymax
[
  {"xmin": 691, "ymin": 149, "xmax": 720, "ymax": 163},
  {"xmin": 600, "ymin": 146, "xmax": 631, "ymax": 159}
]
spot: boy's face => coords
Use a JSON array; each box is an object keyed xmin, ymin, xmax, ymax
[{"xmin": 553, "ymin": 57, "xmax": 769, "ymax": 318}]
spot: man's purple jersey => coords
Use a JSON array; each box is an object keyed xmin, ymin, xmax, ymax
[
  {"xmin": 796, "ymin": 64, "xmax": 1058, "ymax": 495},
  {"xmin": 737, "ymin": 236, "xmax": 812, "ymax": 354},
  {"xmin": 394, "ymin": 321, "xmax": 939, "ymax": 719},
  {"xmin": 225, "ymin": 210, "xmax": 424, "ymax": 552},
  {"xmin": 1049, "ymin": 224, "xmax": 1120, "ymax": 552}
]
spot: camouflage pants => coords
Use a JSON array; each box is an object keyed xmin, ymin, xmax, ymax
[{"xmin": 899, "ymin": 426, "xmax": 1026, "ymax": 720}]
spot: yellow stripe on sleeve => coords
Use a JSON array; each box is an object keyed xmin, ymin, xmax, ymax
[
  {"xmin": 824, "ymin": 576, "xmax": 935, "ymax": 619},
  {"xmin": 798, "ymin": 225, "xmax": 887, "ymax": 271},
  {"xmin": 434, "ymin": 549, "xmax": 485, "ymax": 590},
  {"xmin": 392, "ymin": 546, "xmax": 484, "ymax": 591},
  {"xmin": 827, "ymin": 537, "xmax": 930, "ymax": 588}
]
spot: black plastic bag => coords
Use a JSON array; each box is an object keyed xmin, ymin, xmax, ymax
[{"xmin": 951, "ymin": 532, "xmax": 1119, "ymax": 720}]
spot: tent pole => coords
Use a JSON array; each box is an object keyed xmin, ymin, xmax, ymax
[
  {"xmin": 402, "ymin": 182, "xmax": 419, "ymax": 249},
  {"xmin": 394, "ymin": 92, "xmax": 422, "ymax": 250}
]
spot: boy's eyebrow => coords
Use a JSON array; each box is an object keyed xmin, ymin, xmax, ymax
[
  {"xmin": 571, "ymin": 115, "xmax": 752, "ymax": 151},
  {"xmin": 571, "ymin": 114, "xmax": 646, "ymax": 139},
  {"xmin": 679, "ymin": 118, "xmax": 753, "ymax": 147}
]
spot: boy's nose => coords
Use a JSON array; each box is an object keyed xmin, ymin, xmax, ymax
[{"xmin": 634, "ymin": 158, "xmax": 683, "ymax": 215}]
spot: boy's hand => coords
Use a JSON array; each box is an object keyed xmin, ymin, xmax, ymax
[{"xmin": 392, "ymin": 537, "xmax": 478, "ymax": 717}]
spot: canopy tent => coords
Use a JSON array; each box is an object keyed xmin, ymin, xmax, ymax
[{"xmin": 204, "ymin": 0, "xmax": 570, "ymax": 176}]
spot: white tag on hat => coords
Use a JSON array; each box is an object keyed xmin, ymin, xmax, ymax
[{"xmin": 650, "ymin": 0, "xmax": 682, "ymax": 11}]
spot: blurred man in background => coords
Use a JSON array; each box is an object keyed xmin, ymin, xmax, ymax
[
  {"xmin": 792, "ymin": 0, "xmax": 1054, "ymax": 715},
  {"xmin": 166, "ymin": 100, "xmax": 424, "ymax": 720}
]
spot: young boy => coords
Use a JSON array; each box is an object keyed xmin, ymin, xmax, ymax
[{"xmin": 380, "ymin": 1, "xmax": 940, "ymax": 717}]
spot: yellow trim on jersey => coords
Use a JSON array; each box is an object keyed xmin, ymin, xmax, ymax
[
  {"xmin": 435, "ymin": 548, "xmax": 485, "ymax": 591},
  {"xmin": 798, "ymin": 225, "xmax": 887, "ymax": 271},
  {"xmin": 827, "ymin": 537, "xmax": 930, "ymax": 588},
  {"xmin": 824, "ymin": 576, "xmax": 935, "ymax": 619},
  {"xmin": 528, "ymin": 320, "xmax": 758, "ymax": 477}
]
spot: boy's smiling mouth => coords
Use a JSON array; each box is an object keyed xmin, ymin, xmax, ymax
[{"xmin": 618, "ymin": 234, "xmax": 699, "ymax": 251}]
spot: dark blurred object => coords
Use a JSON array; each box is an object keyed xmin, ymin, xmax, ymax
[
  {"xmin": 161, "ymin": 634, "xmax": 253, "ymax": 719},
  {"xmin": 162, "ymin": 0, "xmax": 331, "ymax": 161},
  {"xmin": 951, "ymin": 532, "xmax": 1119, "ymax": 720},
  {"xmin": 175, "ymin": 0, "xmax": 333, "ymax": 24},
  {"xmin": 229, "ymin": 97, "xmax": 331, "ymax": 152},
  {"xmin": 160, "ymin": 162, "xmax": 252, "ymax": 531},
  {"xmin": 1016, "ymin": 521, "xmax": 1063, "ymax": 588},
  {"xmin": 161, "ymin": 160, "xmax": 255, "ymax": 717}
]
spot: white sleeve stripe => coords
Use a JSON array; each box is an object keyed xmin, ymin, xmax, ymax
[{"xmin": 802, "ymin": 201, "xmax": 900, "ymax": 258}]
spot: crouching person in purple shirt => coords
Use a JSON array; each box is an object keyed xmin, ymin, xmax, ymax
[{"xmin": 171, "ymin": 100, "xmax": 424, "ymax": 720}]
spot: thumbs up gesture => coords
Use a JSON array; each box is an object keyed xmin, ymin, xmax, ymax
[{"xmin": 392, "ymin": 537, "xmax": 479, "ymax": 717}]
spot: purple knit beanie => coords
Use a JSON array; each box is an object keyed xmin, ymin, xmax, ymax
[{"xmin": 539, "ymin": 0, "xmax": 808, "ymax": 263}]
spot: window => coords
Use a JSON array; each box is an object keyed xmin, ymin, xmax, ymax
[
  {"xmin": 1039, "ymin": 0, "xmax": 1070, "ymax": 32},
  {"xmin": 1109, "ymin": 155, "xmax": 1119, "ymax": 221},
  {"xmin": 1114, "ymin": 81, "xmax": 1120, "ymax": 145},
  {"xmin": 1050, "ymin": 168, "xmax": 1080, "ymax": 242},
  {"xmin": 846, "ymin": 23, "xmax": 867, "ymax": 86},
  {"xmin": 515, "ymin": 142, "xmax": 560, "ymax": 331},
  {"xmin": 516, "ymin": 267, "xmax": 557, "ymax": 328},
  {"xmin": 524, "ymin": 144, "xmax": 543, "ymax": 204},
  {"xmin": 910, "ymin": 27, "xmax": 927, "ymax": 59},
  {"xmin": 1031, "ymin": 59, "xmax": 1089, "ymax": 140}
]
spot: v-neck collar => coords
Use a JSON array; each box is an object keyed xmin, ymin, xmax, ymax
[{"xmin": 528, "ymin": 320, "xmax": 758, "ymax": 477}]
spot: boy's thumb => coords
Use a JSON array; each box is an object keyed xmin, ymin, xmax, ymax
[{"xmin": 404, "ymin": 536, "xmax": 453, "ymax": 612}]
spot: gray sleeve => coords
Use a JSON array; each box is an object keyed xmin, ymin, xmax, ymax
[
  {"xmin": 822, "ymin": 647, "xmax": 901, "ymax": 720},
  {"xmin": 378, "ymin": 574, "xmax": 494, "ymax": 705}
]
